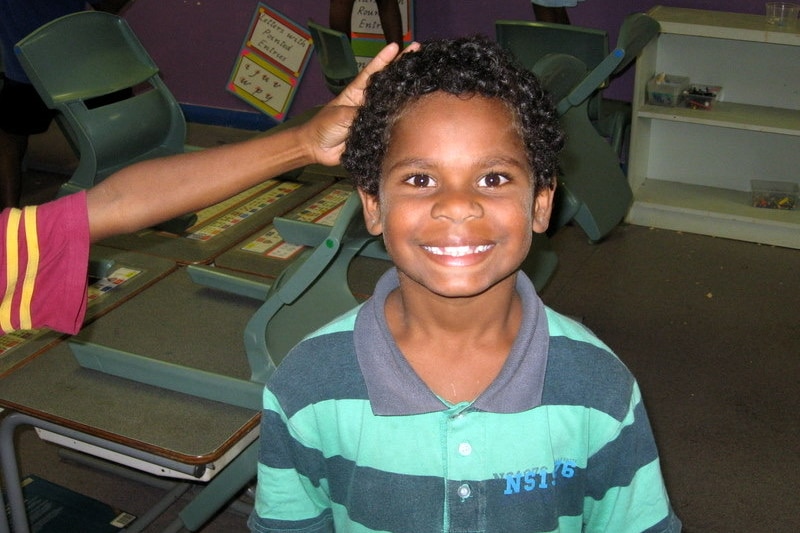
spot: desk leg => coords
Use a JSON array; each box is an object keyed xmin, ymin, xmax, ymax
[
  {"xmin": 0, "ymin": 411, "xmax": 258, "ymax": 533},
  {"xmin": 0, "ymin": 411, "xmax": 210, "ymax": 533},
  {"xmin": 0, "ymin": 412, "xmax": 33, "ymax": 533},
  {"xmin": 166, "ymin": 439, "xmax": 259, "ymax": 532}
]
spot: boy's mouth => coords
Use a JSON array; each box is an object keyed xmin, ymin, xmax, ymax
[{"xmin": 422, "ymin": 244, "xmax": 493, "ymax": 257}]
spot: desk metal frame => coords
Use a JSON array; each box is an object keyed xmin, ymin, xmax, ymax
[{"xmin": 0, "ymin": 411, "xmax": 259, "ymax": 532}]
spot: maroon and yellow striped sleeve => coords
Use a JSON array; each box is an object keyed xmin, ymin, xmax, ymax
[{"xmin": 0, "ymin": 192, "xmax": 90, "ymax": 335}]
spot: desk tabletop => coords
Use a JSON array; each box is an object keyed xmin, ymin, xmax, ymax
[{"xmin": 0, "ymin": 246, "xmax": 176, "ymax": 378}]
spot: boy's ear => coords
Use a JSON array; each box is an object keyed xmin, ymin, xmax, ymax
[
  {"xmin": 357, "ymin": 188, "xmax": 384, "ymax": 236},
  {"xmin": 532, "ymin": 178, "xmax": 557, "ymax": 234}
]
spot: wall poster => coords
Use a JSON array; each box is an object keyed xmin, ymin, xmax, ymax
[{"xmin": 228, "ymin": 4, "xmax": 313, "ymax": 122}]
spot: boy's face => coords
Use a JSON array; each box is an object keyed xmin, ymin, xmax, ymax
[{"xmin": 358, "ymin": 92, "xmax": 555, "ymax": 299}]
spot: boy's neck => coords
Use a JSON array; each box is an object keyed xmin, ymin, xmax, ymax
[{"xmin": 385, "ymin": 272, "xmax": 523, "ymax": 403}]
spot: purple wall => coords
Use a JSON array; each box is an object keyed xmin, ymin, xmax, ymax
[{"xmin": 124, "ymin": 0, "xmax": 766, "ymax": 128}]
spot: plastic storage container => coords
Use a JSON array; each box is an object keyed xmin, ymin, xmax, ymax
[
  {"xmin": 646, "ymin": 73, "xmax": 690, "ymax": 106},
  {"xmin": 751, "ymin": 179, "xmax": 798, "ymax": 210},
  {"xmin": 684, "ymin": 84, "xmax": 722, "ymax": 110}
]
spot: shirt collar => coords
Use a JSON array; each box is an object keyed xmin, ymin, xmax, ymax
[{"xmin": 355, "ymin": 268, "xmax": 550, "ymax": 415}]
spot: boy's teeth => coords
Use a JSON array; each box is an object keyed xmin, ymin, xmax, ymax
[{"xmin": 425, "ymin": 245, "xmax": 491, "ymax": 257}]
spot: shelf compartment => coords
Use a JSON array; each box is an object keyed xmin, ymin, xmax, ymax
[{"xmin": 627, "ymin": 179, "xmax": 800, "ymax": 249}]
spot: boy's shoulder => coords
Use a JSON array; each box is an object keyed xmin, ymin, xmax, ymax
[
  {"xmin": 266, "ymin": 306, "xmax": 368, "ymax": 412},
  {"xmin": 544, "ymin": 307, "xmax": 613, "ymax": 353},
  {"xmin": 542, "ymin": 307, "xmax": 637, "ymax": 420}
]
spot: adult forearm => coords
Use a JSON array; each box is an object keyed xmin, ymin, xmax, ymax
[{"xmin": 86, "ymin": 125, "xmax": 313, "ymax": 241}]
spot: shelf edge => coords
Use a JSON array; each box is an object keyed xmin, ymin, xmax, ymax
[{"xmin": 626, "ymin": 200, "xmax": 800, "ymax": 249}]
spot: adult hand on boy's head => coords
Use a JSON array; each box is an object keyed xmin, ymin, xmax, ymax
[{"xmin": 303, "ymin": 41, "xmax": 419, "ymax": 167}]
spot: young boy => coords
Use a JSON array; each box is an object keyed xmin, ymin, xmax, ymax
[
  {"xmin": 250, "ymin": 36, "xmax": 681, "ymax": 532},
  {"xmin": 0, "ymin": 42, "xmax": 411, "ymax": 336}
]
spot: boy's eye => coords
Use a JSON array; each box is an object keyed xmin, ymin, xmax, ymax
[
  {"xmin": 404, "ymin": 174, "xmax": 435, "ymax": 188},
  {"xmin": 478, "ymin": 172, "xmax": 510, "ymax": 188}
]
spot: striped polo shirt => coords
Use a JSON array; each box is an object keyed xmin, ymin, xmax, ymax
[{"xmin": 250, "ymin": 269, "xmax": 680, "ymax": 533}]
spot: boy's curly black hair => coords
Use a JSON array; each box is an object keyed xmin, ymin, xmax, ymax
[{"xmin": 341, "ymin": 35, "xmax": 564, "ymax": 197}]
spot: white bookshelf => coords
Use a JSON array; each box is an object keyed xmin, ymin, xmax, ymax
[{"xmin": 626, "ymin": 6, "xmax": 800, "ymax": 248}]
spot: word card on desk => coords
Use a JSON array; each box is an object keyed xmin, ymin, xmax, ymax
[
  {"xmin": 214, "ymin": 183, "xmax": 353, "ymax": 279},
  {"xmin": 185, "ymin": 180, "xmax": 303, "ymax": 241}
]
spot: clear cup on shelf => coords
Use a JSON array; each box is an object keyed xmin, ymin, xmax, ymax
[{"xmin": 765, "ymin": 2, "xmax": 799, "ymax": 27}]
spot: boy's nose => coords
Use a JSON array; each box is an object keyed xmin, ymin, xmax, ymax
[{"xmin": 430, "ymin": 189, "xmax": 484, "ymax": 223}]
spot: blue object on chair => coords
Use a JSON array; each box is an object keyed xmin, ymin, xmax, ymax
[
  {"xmin": 14, "ymin": 12, "xmax": 194, "ymax": 208},
  {"xmin": 307, "ymin": 20, "xmax": 360, "ymax": 96}
]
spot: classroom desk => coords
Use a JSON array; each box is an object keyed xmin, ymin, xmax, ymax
[
  {"xmin": 0, "ymin": 266, "xmax": 265, "ymax": 532},
  {"xmin": 96, "ymin": 171, "xmax": 334, "ymax": 265},
  {"xmin": 0, "ymin": 246, "xmax": 176, "ymax": 378}
]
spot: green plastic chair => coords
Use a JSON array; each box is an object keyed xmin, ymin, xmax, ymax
[
  {"xmin": 495, "ymin": 20, "xmax": 625, "ymax": 150},
  {"xmin": 516, "ymin": 14, "xmax": 659, "ymax": 242},
  {"xmin": 532, "ymin": 53, "xmax": 624, "ymax": 240},
  {"xmin": 14, "ymin": 11, "xmax": 194, "ymax": 208},
  {"xmin": 307, "ymin": 20, "xmax": 360, "ymax": 96},
  {"xmin": 496, "ymin": 18, "xmax": 651, "ymax": 159}
]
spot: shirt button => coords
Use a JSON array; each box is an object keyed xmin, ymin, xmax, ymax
[
  {"xmin": 458, "ymin": 442, "xmax": 472, "ymax": 456},
  {"xmin": 457, "ymin": 483, "xmax": 471, "ymax": 499}
]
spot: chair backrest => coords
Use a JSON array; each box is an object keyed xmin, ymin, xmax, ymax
[
  {"xmin": 243, "ymin": 192, "xmax": 378, "ymax": 382},
  {"xmin": 531, "ymin": 53, "xmax": 587, "ymax": 106},
  {"xmin": 496, "ymin": 20, "xmax": 608, "ymax": 76},
  {"xmin": 307, "ymin": 20, "xmax": 359, "ymax": 95},
  {"xmin": 15, "ymin": 11, "xmax": 186, "ymax": 193}
]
